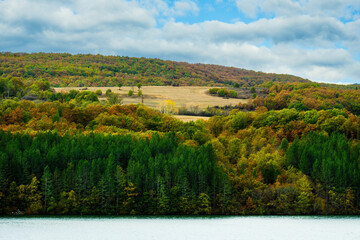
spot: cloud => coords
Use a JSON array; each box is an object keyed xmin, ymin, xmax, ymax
[
  {"xmin": 164, "ymin": 16, "xmax": 357, "ymax": 48},
  {"xmin": 139, "ymin": 0, "xmax": 199, "ymax": 18},
  {"xmin": 234, "ymin": 0, "xmax": 360, "ymax": 20},
  {"xmin": 0, "ymin": 0, "xmax": 156, "ymax": 32},
  {"xmin": 0, "ymin": 0, "xmax": 360, "ymax": 84},
  {"xmin": 172, "ymin": 0, "xmax": 199, "ymax": 16},
  {"xmin": 267, "ymin": 46, "xmax": 360, "ymax": 83},
  {"xmin": 0, "ymin": 0, "xmax": 158, "ymax": 52}
]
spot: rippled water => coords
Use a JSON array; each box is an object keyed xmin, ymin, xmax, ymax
[{"xmin": 1, "ymin": 216, "xmax": 360, "ymax": 240}]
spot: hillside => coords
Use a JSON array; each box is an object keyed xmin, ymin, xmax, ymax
[
  {"xmin": 2, "ymin": 52, "xmax": 360, "ymax": 216},
  {"xmin": 1, "ymin": 100, "xmax": 360, "ymax": 215},
  {"xmin": 0, "ymin": 52, "xmax": 309, "ymax": 87}
]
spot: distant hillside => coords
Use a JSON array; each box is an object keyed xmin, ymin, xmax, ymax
[{"xmin": 0, "ymin": 52, "xmax": 310, "ymax": 87}]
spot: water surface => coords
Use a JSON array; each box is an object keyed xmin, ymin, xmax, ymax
[{"xmin": 1, "ymin": 216, "xmax": 359, "ymax": 240}]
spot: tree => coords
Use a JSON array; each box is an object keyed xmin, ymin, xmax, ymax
[
  {"xmin": 159, "ymin": 100, "xmax": 178, "ymax": 114},
  {"xmin": 114, "ymin": 166, "xmax": 126, "ymax": 213},
  {"xmin": 95, "ymin": 89, "xmax": 102, "ymax": 96},
  {"xmin": 137, "ymin": 83, "xmax": 142, "ymax": 90},
  {"xmin": 107, "ymin": 92, "xmax": 122, "ymax": 105},
  {"xmin": 4, "ymin": 182, "xmax": 19, "ymax": 214},
  {"xmin": 286, "ymin": 135, "xmax": 300, "ymax": 168},
  {"xmin": 6, "ymin": 80, "xmax": 14, "ymax": 97},
  {"xmin": 11, "ymin": 77, "xmax": 25, "ymax": 97},
  {"xmin": 19, "ymin": 177, "xmax": 43, "ymax": 214},
  {"xmin": 280, "ymin": 138, "xmax": 289, "ymax": 151},
  {"xmin": 217, "ymin": 88, "xmax": 229, "ymax": 97},
  {"xmin": 228, "ymin": 111, "xmax": 248, "ymax": 132},
  {"xmin": 100, "ymin": 156, "xmax": 117, "ymax": 214},
  {"xmin": 157, "ymin": 177, "xmax": 169, "ymax": 214},
  {"xmin": 169, "ymin": 186, "xmax": 182, "ymax": 214},
  {"xmin": 58, "ymin": 190, "xmax": 79, "ymax": 214},
  {"xmin": 138, "ymin": 90, "xmax": 143, "ymax": 104},
  {"xmin": 207, "ymin": 116, "xmax": 224, "ymax": 137},
  {"xmin": 229, "ymin": 90, "xmax": 238, "ymax": 98},
  {"xmin": 41, "ymin": 165, "xmax": 53, "ymax": 213},
  {"xmin": 295, "ymin": 176, "xmax": 314, "ymax": 214},
  {"xmin": 128, "ymin": 89, "xmax": 134, "ymax": 97},
  {"xmin": 122, "ymin": 182, "xmax": 138, "ymax": 214},
  {"xmin": 195, "ymin": 193, "xmax": 211, "ymax": 214}
]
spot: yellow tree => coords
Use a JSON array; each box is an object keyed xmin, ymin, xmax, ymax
[
  {"xmin": 122, "ymin": 182, "xmax": 138, "ymax": 214},
  {"xmin": 159, "ymin": 100, "xmax": 178, "ymax": 114},
  {"xmin": 18, "ymin": 177, "xmax": 43, "ymax": 214},
  {"xmin": 295, "ymin": 176, "xmax": 314, "ymax": 214}
]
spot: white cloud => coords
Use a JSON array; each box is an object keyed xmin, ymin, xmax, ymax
[
  {"xmin": 0, "ymin": 23, "xmax": 24, "ymax": 37},
  {"xmin": 267, "ymin": 46, "xmax": 360, "ymax": 83},
  {"xmin": 234, "ymin": 0, "xmax": 360, "ymax": 19},
  {"xmin": 163, "ymin": 16, "xmax": 357, "ymax": 48},
  {"xmin": 0, "ymin": 0, "xmax": 156, "ymax": 32},
  {"xmin": 138, "ymin": 0, "xmax": 199, "ymax": 17},
  {"xmin": 172, "ymin": 0, "xmax": 199, "ymax": 16}
]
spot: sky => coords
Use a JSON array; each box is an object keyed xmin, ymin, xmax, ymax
[{"xmin": 1, "ymin": 0, "xmax": 360, "ymax": 84}]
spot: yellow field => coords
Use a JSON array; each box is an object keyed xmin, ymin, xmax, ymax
[
  {"xmin": 173, "ymin": 115, "xmax": 210, "ymax": 122},
  {"xmin": 55, "ymin": 86, "xmax": 249, "ymax": 111}
]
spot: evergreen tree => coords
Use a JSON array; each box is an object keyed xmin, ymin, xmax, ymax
[
  {"xmin": 157, "ymin": 176, "xmax": 169, "ymax": 214},
  {"xmin": 41, "ymin": 165, "xmax": 53, "ymax": 213}
]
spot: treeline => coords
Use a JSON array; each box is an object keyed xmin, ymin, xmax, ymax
[
  {"xmin": 287, "ymin": 132, "xmax": 360, "ymax": 192},
  {"xmin": 0, "ymin": 76, "xmax": 51, "ymax": 99},
  {"xmin": 208, "ymin": 88, "xmax": 239, "ymax": 98},
  {"xmin": 208, "ymin": 86, "xmax": 268, "ymax": 101},
  {"xmin": 2, "ymin": 98, "xmax": 360, "ymax": 214},
  {"xmin": 285, "ymin": 132, "xmax": 360, "ymax": 213},
  {"xmin": 0, "ymin": 52, "xmax": 309, "ymax": 88},
  {"xmin": 237, "ymin": 82, "xmax": 360, "ymax": 116},
  {"xmin": 0, "ymin": 100, "xmax": 185, "ymax": 134},
  {"xmin": 0, "ymin": 131, "xmax": 229, "ymax": 215},
  {"xmin": 3, "ymin": 98, "xmax": 360, "ymax": 143}
]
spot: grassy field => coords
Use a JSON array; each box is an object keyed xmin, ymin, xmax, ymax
[
  {"xmin": 55, "ymin": 86, "xmax": 250, "ymax": 111},
  {"xmin": 173, "ymin": 115, "xmax": 210, "ymax": 122}
]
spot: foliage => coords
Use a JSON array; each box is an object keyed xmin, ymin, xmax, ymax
[
  {"xmin": 2, "ymin": 52, "xmax": 360, "ymax": 215},
  {"xmin": 249, "ymin": 82, "xmax": 360, "ymax": 115},
  {"xmin": 1, "ymin": 98, "xmax": 360, "ymax": 215},
  {"xmin": 0, "ymin": 131, "xmax": 228, "ymax": 215},
  {"xmin": 106, "ymin": 92, "xmax": 122, "ymax": 105},
  {"xmin": 0, "ymin": 52, "xmax": 309, "ymax": 88},
  {"xmin": 159, "ymin": 100, "xmax": 178, "ymax": 115}
]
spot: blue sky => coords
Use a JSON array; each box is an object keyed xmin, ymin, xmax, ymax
[{"xmin": 1, "ymin": 0, "xmax": 360, "ymax": 84}]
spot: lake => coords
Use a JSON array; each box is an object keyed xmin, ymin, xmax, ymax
[{"xmin": 1, "ymin": 216, "xmax": 360, "ymax": 240}]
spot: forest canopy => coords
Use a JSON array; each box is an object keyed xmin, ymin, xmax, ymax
[
  {"xmin": 1, "ymin": 99, "xmax": 360, "ymax": 215},
  {"xmin": 1, "ymin": 52, "xmax": 360, "ymax": 215},
  {"xmin": 0, "ymin": 52, "xmax": 309, "ymax": 88}
]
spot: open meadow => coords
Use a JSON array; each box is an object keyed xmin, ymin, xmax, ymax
[{"xmin": 55, "ymin": 86, "xmax": 249, "ymax": 121}]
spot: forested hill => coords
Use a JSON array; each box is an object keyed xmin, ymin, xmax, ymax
[
  {"xmin": 0, "ymin": 52, "xmax": 309, "ymax": 87},
  {"xmin": 3, "ymin": 52, "xmax": 360, "ymax": 216}
]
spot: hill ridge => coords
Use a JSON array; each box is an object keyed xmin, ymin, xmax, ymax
[{"xmin": 0, "ymin": 52, "xmax": 310, "ymax": 87}]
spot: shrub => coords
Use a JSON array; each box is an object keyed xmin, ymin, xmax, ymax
[
  {"xmin": 128, "ymin": 89, "xmax": 134, "ymax": 97},
  {"xmin": 229, "ymin": 90, "xmax": 238, "ymax": 98},
  {"xmin": 95, "ymin": 89, "xmax": 102, "ymax": 96}
]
